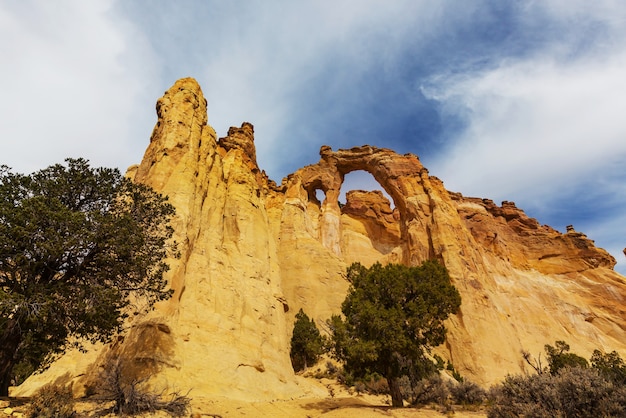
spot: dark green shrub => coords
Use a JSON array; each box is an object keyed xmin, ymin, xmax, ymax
[
  {"xmin": 26, "ymin": 384, "xmax": 76, "ymax": 418},
  {"xmin": 591, "ymin": 349, "xmax": 626, "ymax": 385},
  {"xmin": 290, "ymin": 309, "xmax": 325, "ymax": 372},
  {"xmin": 545, "ymin": 341, "xmax": 588, "ymax": 375},
  {"xmin": 433, "ymin": 354, "xmax": 445, "ymax": 370}
]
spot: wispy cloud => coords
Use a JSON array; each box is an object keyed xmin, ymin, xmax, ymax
[
  {"xmin": 423, "ymin": 2, "xmax": 626, "ymax": 272},
  {"xmin": 425, "ymin": 52, "xmax": 626, "ymax": 200}
]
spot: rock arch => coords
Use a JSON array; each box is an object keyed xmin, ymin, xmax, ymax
[{"xmin": 286, "ymin": 145, "xmax": 436, "ymax": 264}]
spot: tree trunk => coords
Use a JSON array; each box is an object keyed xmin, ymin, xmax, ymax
[
  {"xmin": 0, "ymin": 319, "xmax": 22, "ymax": 396},
  {"xmin": 387, "ymin": 375, "xmax": 404, "ymax": 407}
]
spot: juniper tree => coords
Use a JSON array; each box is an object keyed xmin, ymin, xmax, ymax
[
  {"xmin": 0, "ymin": 159, "xmax": 177, "ymax": 395},
  {"xmin": 329, "ymin": 260, "xmax": 461, "ymax": 407},
  {"xmin": 290, "ymin": 309, "xmax": 325, "ymax": 372}
]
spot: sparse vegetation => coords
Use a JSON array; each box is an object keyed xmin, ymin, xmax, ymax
[
  {"xmin": 26, "ymin": 383, "xmax": 77, "ymax": 418},
  {"xmin": 591, "ymin": 349, "xmax": 626, "ymax": 385},
  {"xmin": 98, "ymin": 357, "xmax": 190, "ymax": 416},
  {"xmin": 328, "ymin": 260, "xmax": 461, "ymax": 407},
  {"xmin": 449, "ymin": 379, "xmax": 487, "ymax": 406},
  {"xmin": 409, "ymin": 374, "xmax": 450, "ymax": 407},
  {"xmin": 545, "ymin": 340, "xmax": 588, "ymax": 375},
  {"xmin": 488, "ymin": 367, "xmax": 626, "ymax": 418},
  {"xmin": 488, "ymin": 342, "xmax": 626, "ymax": 417}
]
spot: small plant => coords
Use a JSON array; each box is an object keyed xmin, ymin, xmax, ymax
[
  {"xmin": 26, "ymin": 383, "xmax": 76, "ymax": 418},
  {"xmin": 544, "ymin": 340, "xmax": 588, "ymax": 375},
  {"xmin": 410, "ymin": 374, "xmax": 450, "ymax": 407},
  {"xmin": 98, "ymin": 357, "xmax": 190, "ymax": 416},
  {"xmin": 591, "ymin": 349, "xmax": 626, "ymax": 385},
  {"xmin": 449, "ymin": 380, "xmax": 486, "ymax": 406},
  {"xmin": 445, "ymin": 361, "xmax": 464, "ymax": 382},
  {"xmin": 433, "ymin": 354, "xmax": 445, "ymax": 370}
]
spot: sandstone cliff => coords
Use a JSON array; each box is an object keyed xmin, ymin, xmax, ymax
[{"xmin": 15, "ymin": 78, "xmax": 626, "ymax": 399}]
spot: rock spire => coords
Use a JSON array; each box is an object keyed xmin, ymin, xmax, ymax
[{"xmin": 15, "ymin": 78, "xmax": 626, "ymax": 399}]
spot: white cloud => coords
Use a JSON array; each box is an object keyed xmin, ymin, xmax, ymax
[
  {"xmin": 423, "ymin": 3, "xmax": 626, "ymax": 273},
  {"xmin": 0, "ymin": 0, "xmax": 157, "ymax": 174},
  {"xmin": 425, "ymin": 51, "xmax": 626, "ymax": 204}
]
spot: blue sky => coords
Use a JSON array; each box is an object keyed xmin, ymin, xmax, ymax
[{"xmin": 1, "ymin": 0, "xmax": 625, "ymax": 273}]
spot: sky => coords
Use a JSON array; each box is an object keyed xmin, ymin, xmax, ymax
[{"xmin": 1, "ymin": 0, "xmax": 625, "ymax": 274}]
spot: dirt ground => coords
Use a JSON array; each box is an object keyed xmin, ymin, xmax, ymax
[
  {"xmin": 2, "ymin": 396, "xmax": 487, "ymax": 417},
  {"xmin": 185, "ymin": 395, "xmax": 487, "ymax": 418},
  {"xmin": 1, "ymin": 377, "xmax": 488, "ymax": 417}
]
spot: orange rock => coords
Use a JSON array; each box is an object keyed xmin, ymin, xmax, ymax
[{"xmin": 15, "ymin": 78, "xmax": 626, "ymax": 398}]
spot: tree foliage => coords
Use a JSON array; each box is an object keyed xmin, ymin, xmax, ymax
[
  {"xmin": 0, "ymin": 159, "xmax": 177, "ymax": 394},
  {"xmin": 591, "ymin": 349, "xmax": 626, "ymax": 385},
  {"xmin": 289, "ymin": 309, "xmax": 325, "ymax": 372},
  {"xmin": 328, "ymin": 260, "xmax": 461, "ymax": 407},
  {"xmin": 545, "ymin": 340, "xmax": 588, "ymax": 375}
]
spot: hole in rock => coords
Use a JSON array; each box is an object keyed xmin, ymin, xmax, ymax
[
  {"xmin": 315, "ymin": 189, "xmax": 326, "ymax": 204},
  {"xmin": 339, "ymin": 171, "xmax": 395, "ymax": 208}
]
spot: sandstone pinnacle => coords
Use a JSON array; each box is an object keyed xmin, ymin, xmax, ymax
[{"xmin": 14, "ymin": 78, "xmax": 626, "ymax": 400}]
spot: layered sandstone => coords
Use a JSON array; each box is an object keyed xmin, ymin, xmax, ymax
[{"xmin": 15, "ymin": 77, "xmax": 626, "ymax": 398}]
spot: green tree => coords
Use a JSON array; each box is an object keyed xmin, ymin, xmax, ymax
[
  {"xmin": 0, "ymin": 159, "xmax": 177, "ymax": 395},
  {"xmin": 545, "ymin": 341, "xmax": 588, "ymax": 375},
  {"xmin": 329, "ymin": 261, "xmax": 461, "ymax": 407},
  {"xmin": 290, "ymin": 309, "xmax": 325, "ymax": 372},
  {"xmin": 591, "ymin": 349, "xmax": 626, "ymax": 385}
]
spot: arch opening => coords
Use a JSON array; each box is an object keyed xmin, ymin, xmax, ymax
[
  {"xmin": 338, "ymin": 170, "xmax": 401, "ymax": 266},
  {"xmin": 339, "ymin": 171, "xmax": 395, "ymax": 208},
  {"xmin": 314, "ymin": 189, "xmax": 326, "ymax": 205}
]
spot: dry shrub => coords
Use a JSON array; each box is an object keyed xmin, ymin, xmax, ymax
[
  {"xmin": 449, "ymin": 379, "xmax": 487, "ymax": 406},
  {"xmin": 365, "ymin": 376, "xmax": 390, "ymax": 395},
  {"xmin": 488, "ymin": 366, "xmax": 626, "ymax": 418},
  {"xmin": 26, "ymin": 383, "xmax": 76, "ymax": 418},
  {"xmin": 98, "ymin": 357, "xmax": 190, "ymax": 416},
  {"xmin": 410, "ymin": 374, "xmax": 450, "ymax": 406}
]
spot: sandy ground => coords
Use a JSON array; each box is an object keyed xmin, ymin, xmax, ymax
[
  {"xmin": 2, "ymin": 396, "xmax": 487, "ymax": 417},
  {"xmin": 183, "ymin": 378, "xmax": 486, "ymax": 417},
  {"xmin": 185, "ymin": 396, "xmax": 487, "ymax": 418},
  {"xmin": 2, "ymin": 377, "xmax": 488, "ymax": 417}
]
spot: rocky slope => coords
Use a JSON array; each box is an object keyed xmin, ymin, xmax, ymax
[{"xmin": 15, "ymin": 77, "xmax": 626, "ymax": 399}]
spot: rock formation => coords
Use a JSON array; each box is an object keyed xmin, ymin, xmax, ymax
[{"xmin": 15, "ymin": 77, "xmax": 626, "ymax": 399}]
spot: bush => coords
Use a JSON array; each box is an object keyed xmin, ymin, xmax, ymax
[
  {"xmin": 346, "ymin": 372, "xmax": 389, "ymax": 395},
  {"xmin": 98, "ymin": 358, "xmax": 190, "ymax": 416},
  {"xmin": 545, "ymin": 341, "xmax": 588, "ymax": 375},
  {"xmin": 591, "ymin": 349, "xmax": 626, "ymax": 385},
  {"xmin": 488, "ymin": 366, "xmax": 626, "ymax": 418},
  {"xmin": 290, "ymin": 309, "xmax": 325, "ymax": 372},
  {"xmin": 26, "ymin": 384, "xmax": 76, "ymax": 418},
  {"xmin": 449, "ymin": 380, "xmax": 486, "ymax": 406},
  {"xmin": 410, "ymin": 374, "xmax": 450, "ymax": 406}
]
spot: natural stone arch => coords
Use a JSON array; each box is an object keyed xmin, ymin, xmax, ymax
[{"xmin": 288, "ymin": 145, "xmax": 434, "ymax": 264}]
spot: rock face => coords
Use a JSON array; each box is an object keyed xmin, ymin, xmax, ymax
[{"xmin": 15, "ymin": 78, "xmax": 626, "ymax": 398}]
